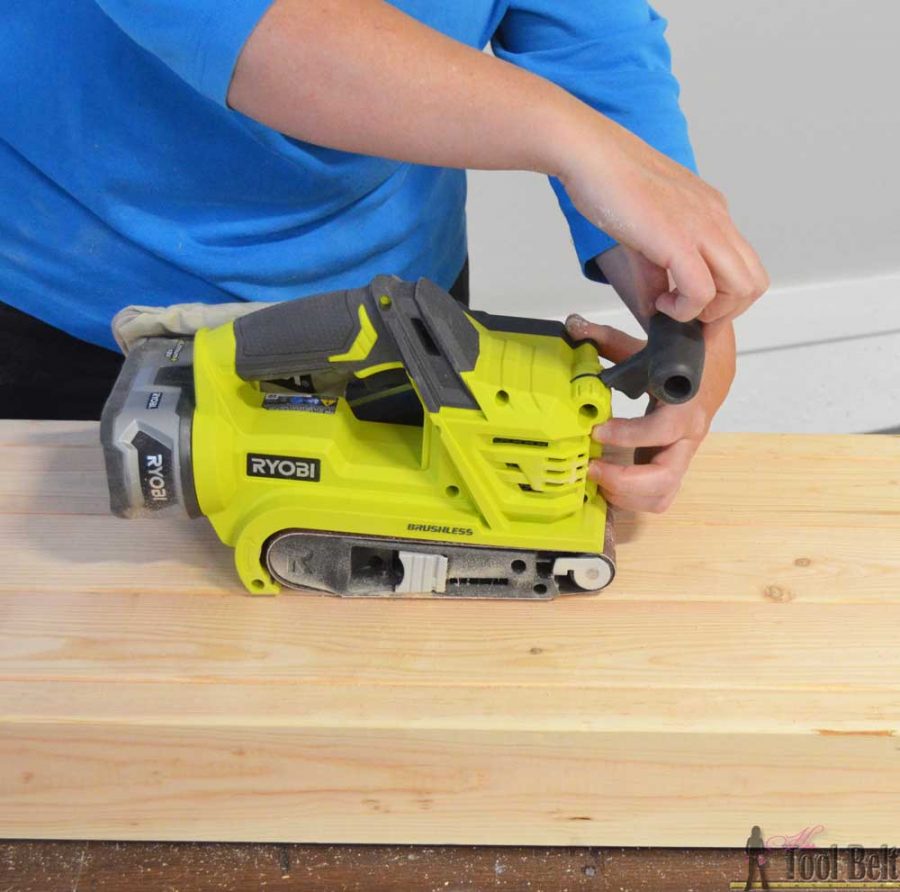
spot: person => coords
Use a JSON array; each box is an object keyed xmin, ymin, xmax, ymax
[
  {"xmin": 744, "ymin": 825, "xmax": 771, "ymax": 890},
  {"xmin": 0, "ymin": 0, "xmax": 768, "ymax": 514}
]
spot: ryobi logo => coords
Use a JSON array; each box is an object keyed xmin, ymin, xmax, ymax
[
  {"xmin": 131, "ymin": 430, "xmax": 175, "ymax": 510},
  {"xmin": 246, "ymin": 453, "xmax": 321, "ymax": 482},
  {"xmin": 145, "ymin": 453, "xmax": 169, "ymax": 501}
]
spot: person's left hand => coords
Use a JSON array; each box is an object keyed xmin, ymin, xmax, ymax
[{"xmin": 565, "ymin": 314, "xmax": 734, "ymax": 514}]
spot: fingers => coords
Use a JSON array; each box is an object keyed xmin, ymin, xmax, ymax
[
  {"xmin": 565, "ymin": 316, "xmax": 646, "ymax": 364},
  {"xmin": 660, "ymin": 231, "xmax": 768, "ymax": 324},
  {"xmin": 731, "ymin": 236, "xmax": 771, "ymax": 309},
  {"xmin": 561, "ymin": 120, "xmax": 768, "ymax": 325},
  {"xmin": 588, "ymin": 404, "xmax": 708, "ymax": 512},
  {"xmin": 699, "ymin": 233, "xmax": 765, "ymax": 322},
  {"xmin": 591, "ymin": 403, "xmax": 706, "ymax": 450},
  {"xmin": 643, "ymin": 179, "xmax": 768, "ymax": 324},
  {"xmin": 563, "ymin": 314, "xmax": 709, "ymax": 512},
  {"xmin": 655, "ymin": 248, "xmax": 716, "ymax": 322},
  {"xmin": 588, "ymin": 438, "xmax": 697, "ymax": 514}
]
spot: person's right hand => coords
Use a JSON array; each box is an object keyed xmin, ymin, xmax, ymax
[{"xmin": 555, "ymin": 112, "xmax": 769, "ymax": 324}]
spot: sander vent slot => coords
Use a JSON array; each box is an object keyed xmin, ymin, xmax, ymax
[
  {"xmin": 411, "ymin": 317, "xmax": 440, "ymax": 356},
  {"xmin": 493, "ymin": 437, "xmax": 549, "ymax": 448}
]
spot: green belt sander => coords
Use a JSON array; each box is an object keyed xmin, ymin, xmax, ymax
[{"xmin": 101, "ymin": 275, "xmax": 704, "ymax": 598}]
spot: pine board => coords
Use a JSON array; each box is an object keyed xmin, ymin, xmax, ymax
[{"xmin": 1, "ymin": 421, "xmax": 899, "ymax": 844}]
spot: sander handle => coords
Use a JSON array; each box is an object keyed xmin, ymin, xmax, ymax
[
  {"xmin": 232, "ymin": 284, "xmax": 397, "ymax": 382},
  {"xmin": 599, "ymin": 314, "xmax": 705, "ymax": 404},
  {"xmin": 230, "ymin": 274, "xmax": 705, "ymax": 406},
  {"xmin": 230, "ymin": 275, "xmax": 481, "ymax": 413}
]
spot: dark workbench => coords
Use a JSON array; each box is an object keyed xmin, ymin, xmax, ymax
[{"xmin": 0, "ymin": 842, "xmax": 785, "ymax": 890}]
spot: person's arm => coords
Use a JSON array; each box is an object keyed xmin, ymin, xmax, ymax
[
  {"xmin": 226, "ymin": 0, "xmax": 766, "ymax": 324},
  {"xmin": 492, "ymin": 2, "xmax": 696, "ymax": 281},
  {"xmin": 489, "ymin": 0, "xmax": 767, "ymax": 322}
]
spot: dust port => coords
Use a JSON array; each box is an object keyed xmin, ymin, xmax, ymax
[{"xmin": 663, "ymin": 375, "xmax": 692, "ymax": 402}]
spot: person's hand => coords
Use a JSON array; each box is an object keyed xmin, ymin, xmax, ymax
[
  {"xmin": 566, "ymin": 314, "xmax": 735, "ymax": 514},
  {"xmin": 554, "ymin": 112, "xmax": 769, "ymax": 324}
]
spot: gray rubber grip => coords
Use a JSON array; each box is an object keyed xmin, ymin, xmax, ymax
[
  {"xmin": 599, "ymin": 315, "xmax": 705, "ymax": 404},
  {"xmin": 231, "ymin": 276, "xmax": 480, "ymax": 412},
  {"xmin": 234, "ymin": 286, "xmax": 393, "ymax": 381}
]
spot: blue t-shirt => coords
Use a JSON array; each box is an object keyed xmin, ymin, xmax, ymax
[{"xmin": 0, "ymin": 0, "xmax": 695, "ymax": 350}]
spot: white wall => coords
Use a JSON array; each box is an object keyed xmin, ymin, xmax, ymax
[
  {"xmin": 465, "ymin": 0, "xmax": 900, "ymax": 432},
  {"xmin": 668, "ymin": 0, "xmax": 900, "ymax": 287}
]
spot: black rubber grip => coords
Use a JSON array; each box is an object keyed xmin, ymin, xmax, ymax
[
  {"xmin": 599, "ymin": 315, "xmax": 705, "ymax": 404},
  {"xmin": 233, "ymin": 286, "xmax": 391, "ymax": 381},
  {"xmin": 231, "ymin": 276, "xmax": 481, "ymax": 412}
]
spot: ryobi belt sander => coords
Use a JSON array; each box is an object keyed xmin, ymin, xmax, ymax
[{"xmin": 101, "ymin": 275, "xmax": 703, "ymax": 598}]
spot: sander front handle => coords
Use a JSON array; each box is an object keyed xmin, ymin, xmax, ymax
[{"xmin": 598, "ymin": 314, "xmax": 705, "ymax": 405}]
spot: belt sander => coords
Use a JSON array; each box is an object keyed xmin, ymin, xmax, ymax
[{"xmin": 101, "ymin": 275, "xmax": 703, "ymax": 599}]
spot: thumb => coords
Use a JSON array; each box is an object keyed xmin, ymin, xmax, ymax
[{"xmin": 565, "ymin": 314, "xmax": 646, "ymax": 364}]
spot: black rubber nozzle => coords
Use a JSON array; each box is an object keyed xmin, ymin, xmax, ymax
[{"xmin": 599, "ymin": 314, "xmax": 705, "ymax": 405}]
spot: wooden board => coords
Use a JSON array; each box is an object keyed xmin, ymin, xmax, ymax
[{"xmin": 1, "ymin": 421, "xmax": 899, "ymax": 845}]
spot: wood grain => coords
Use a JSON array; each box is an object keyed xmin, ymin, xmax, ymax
[{"xmin": 0, "ymin": 421, "xmax": 899, "ymax": 844}]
